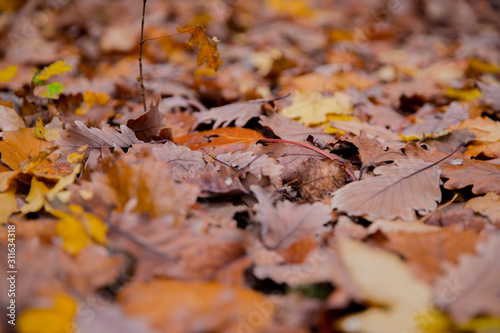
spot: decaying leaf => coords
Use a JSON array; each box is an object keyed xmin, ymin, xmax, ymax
[
  {"xmin": 406, "ymin": 142, "xmax": 500, "ymax": 194},
  {"xmin": 331, "ymin": 157, "xmax": 442, "ymax": 221},
  {"xmin": 196, "ymin": 98, "xmax": 275, "ymax": 129},
  {"xmin": 126, "ymin": 98, "xmax": 173, "ymax": 142},
  {"xmin": 252, "ymin": 185, "xmax": 332, "ymax": 250},
  {"xmin": 337, "ymin": 237, "xmax": 432, "ymax": 333},
  {"xmin": 176, "ymin": 25, "xmax": 223, "ymax": 71},
  {"xmin": 297, "ymin": 158, "xmax": 350, "ymax": 201},
  {"xmin": 433, "ymin": 232, "xmax": 500, "ymax": 321},
  {"xmin": 55, "ymin": 121, "xmax": 143, "ymax": 152}
]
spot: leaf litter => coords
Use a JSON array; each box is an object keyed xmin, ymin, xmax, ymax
[{"xmin": 1, "ymin": 1, "xmax": 500, "ymax": 332}]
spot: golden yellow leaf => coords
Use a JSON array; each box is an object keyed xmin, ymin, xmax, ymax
[
  {"xmin": 445, "ymin": 87, "xmax": 482, "ymax": 101},
  {"xmin": 0, "ymin": 186, "xmax": 17, "ymax": 224},
  {"xmin": 467, "ymin": 58, "xmax": 499, "ymax": 74},
  {"xmin": 282, "ymin": 91, "xmax": 353, "ymax": 126},
  {"xmin": 18, "ymin": 294, "xmax": 77, "ymax": 333},
  {"xmin": 0, "ymin": 65, "xmax": 18, "ymax": 82},
  {"xmin": 266, "ymin": 0, "xmax": 316, "ymax": 17},
  {"xmin": 176, "ymin": 25, "xmax": 223, "ymax": 71},
  {"xmin": 33, "ymin": 60, "xmax": 72, "ymax": 83},
  {"xmin": 119, "ymin": 279, "xmax": 274, "ymax": 332},
  {"xmin": 20, "ymin": 177, "xmax": 49, "ymax": 214},
  {"xmin": 34, "ymin": 117, "xmax": 60, "ymax": 142},
  {"xmin": 337, "ymin": 237, "xmax": 432, "ymax": 333}
]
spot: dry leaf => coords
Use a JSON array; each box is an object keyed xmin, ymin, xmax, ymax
[
  {"xmin": 126, "ymin": 98, "xmax": 173, "ymax": 142},
  {"xmin": 330, "ymin": 120, "xmax": 403, "ymax": 142},
  {"xmin": 297, "ymin": 158, "xmax": 350, "ymax": 201},
  {"xmin": 118, "ymin": 279, "xmax": 273, "ymax": 333},
  {"xmin": 433, "ymin": 232, "xmax": 500, "ymax": 321},
  {"xmin": 406, "ymin": 142, "xmax": 500, "ymax": 194},
  {"xmin": 0, "ymin": 105, "xmax": 25, "ymax": 131},
  {"xmin": 0, "ymin": 128, "xmax": 53, "ymax": 171},
  {"xmin": 196, "ymin": 98, "xmax": 275, "ymax": 129},
  {"xmin": 252, "ymin": 185, "xmax": 331, "ymax": 250},
  {"xmin": 331, "ymin": 157, "xmax": 442, "ymax": 221},
  {"xmin": 465, "ymin": 192, "xmax": 500, "ymax": 224},
  {"xmin": 337, "ymin": 237, "xmax": 432, "ymax": 333},
  {"xmin": 176, "ymin": 25, "xmax": 223, "ymax": 71}
]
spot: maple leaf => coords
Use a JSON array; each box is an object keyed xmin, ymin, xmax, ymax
[
  {"xmin": 433, "ymin": 232, "xmax": 500, "ymax": 321},
  {"xmin": 406, "ymin": 142, "xmax": 500, "ymax": 194},
  {"xmin": 176, "ymin": 25, "xmax": 223, "ymax": 71},
  {"xmin": 252, "ymin": 185, "xmax": 332, "ymax": 250},
  {"xmin": 55, "ymin": 121, "xmax": 143, "ymax": 152},
  {"xmin": 331, "ymin": 157, "xmax": 442, "ymax": 221},
  {"xmin": 337, "ymin": 237, "xmax": 432, "ymax": 333}
]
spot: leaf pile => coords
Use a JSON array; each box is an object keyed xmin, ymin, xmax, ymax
[{"xmin": 1, "ymin": 1, "xmax": 500, "ymax": 333}]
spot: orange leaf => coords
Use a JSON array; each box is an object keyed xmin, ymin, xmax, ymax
[
  {"xmin": 176, "ymin": 25, "xmax": 223, "ymax": 71},
  {"xmin": 174, "ymin": 127, "xmax": 265, "ymax": 152},
  {"xmin": 0, "ymin": 128, "xmax": 52, "ymax": 171}
]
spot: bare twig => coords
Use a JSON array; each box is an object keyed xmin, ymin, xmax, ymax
[{"xmin": 138, "ymin": 0, "xmax": 148, "ymax": 112}]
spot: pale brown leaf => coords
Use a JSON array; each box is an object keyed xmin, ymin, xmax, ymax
[
  {"xmin": 0, "ymin": 105, "xmax": 25, "ymax": 131},
  {"xmin": 126, "ymin": 98, "xmax": 173, "ymax": 142},
  {"xmin": 433, "ymin": 232, "xmax": 500, "ymax": 321},
  {"xmin": 251, "ymin": 185, "xmax": 332, "ymax": 250},
  {"xmin": 331, "ymin": 158, "xmax": 442, "ymax": 221}
]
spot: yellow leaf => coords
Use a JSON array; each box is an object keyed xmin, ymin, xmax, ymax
[
  {"xmin": 0, "ymin": 186, "xmax": 17, "ymax": 224},
  {"xmin": 20, "ymin": 178, "xmax": 49, "ymax": 214},
  {"xmin": 445, "ymin": 87, "xmax": 482, "ymax": 101},
  {"xmin": 176, "ymin": 25, "xmax": 223, "ymax": 71},
  {"xmin": 0, "ymin": 65, "xmax": 18, "ymax": 82},
  {"xmin": 337, "ymin": 237, "xmax": 432, "ymax": 333},
  {"xmin": 398, "ymin": 130, "xmax": 451, "ymax": 142},
  {"xmin": 467, "ymin": 58, "xmax": 499, "ymax": 74},
  {"xmin": 266, "ymin": 0, "xmax": 316, "ymax": 17},
  {"xmin": 33, "ymin": 60, "xmax": 72, "ymax": 83},
  {"xmin": 34, "ymin": 117, "xmax": 60, "ymax": 141},
  {"xmin": 282, "ymin": 91, "xmax": 353, "ymax": 126},
  {"xmin": 83, "ymin": 91, "xmax": 110, "ymax": 108},
  {"xmin": 49, "ymin": 202, "xmax": 107, "ymax": 255},
  {"xmin": 18, "ymin": 294, "xmax": 77, "ymax": 333}
]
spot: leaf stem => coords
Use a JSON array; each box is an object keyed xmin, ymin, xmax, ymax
[{"xmin": 138, "ymin": 0, "xmax": 147, "ymax": 112}]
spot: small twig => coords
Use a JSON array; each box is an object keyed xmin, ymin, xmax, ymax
[{"xmin": 138, "ymin": 0, "xmax": 148, "ymax": 112}]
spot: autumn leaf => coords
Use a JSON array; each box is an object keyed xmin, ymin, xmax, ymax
[
  {"xmin": 465, "ymin": 192, "xmax": 500, "ymax": 224},
  {"xmin": 0, "ymin": 65, "xmax": 17, "ymax": 82},
  {"xmin": 0, "ymin": 104, "xmax": 25, "ymax": 131},
  {"xmin": 126, "ymin": 97, "xmax": 173, "ymax": 142},
  {"xmin": 176, "ymin": 25, "xmax": 223, "ymax": 71},
  {"xmin": 282, "ymin": 91, "xmax": 353, "ymax": 126},
  {"xmin": 33, "ymin": 60, "xmax": 72, "ymax": 83},
  {"xmin": 252, "ymin": 185, "xmax": 332, "ymax": 250},
  {"xmin": 0, "ymin": 186, "xmax": 17, "ymax": 224},
  {"xmin": 118, "ymin": 279, "xmax": 273, "ymax": 332},
  {"xmin": 18, "ymin": 294, "xmax": 77, "ymax": 333},
  {"xmin": 331, "ymin": 157, "xmax": 442, "ymax": 221},
  {"xmin": 0, "ymin": 128, "xmax": 53, "ymax": 171},
  {"xmin": 174, "ymin": 127, "xmax": 265, "ymax": 153},
  {"xmin": 337, "ymin": 237, "xmax": 432, "ymax": 333}
]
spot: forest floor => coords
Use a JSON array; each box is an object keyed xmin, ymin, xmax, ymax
[{"xmin": 1, "ymin": 1, "xmax": 500, "ymax": 332}]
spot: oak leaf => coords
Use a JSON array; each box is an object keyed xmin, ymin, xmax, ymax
[
  {"xmin": 196, "ymin": 98, "xmax": 275, "ymax": 129},
  {"xmin": 252, "ymin": 185, "xmax": 331, "ymax": 250},
  {"xmin": 126, "ymin": 98, "xmax": 173, "ymax": 142},
  {"xmin": 465, "ymin": 192, "xmax": 500, "ymax": 224},
  {"xmin": 55, "ymin": 121, "xmax": 143, "ymax": 152},
  {"xmin": 433, "ymin": 232, "xmax": 500, "ymax": 321},
  {"xmin": 406, "ymin": 142, "xmax": 500, "ymax": 194},
  {"xmin": 176, "ymin": 25, "xmax": 223, "ymax": 71},
  {"xmin": 331, "ymin": 158, "xmax": 442, "ymax": 221},
  {"xmin": 118, "ymin": 279, "xmax": 273, "ymax": 332}
]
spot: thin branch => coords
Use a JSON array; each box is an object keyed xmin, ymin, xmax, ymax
[{"xmin": 138, "ymin": 0, "xmax": 148, "ymax": 112}]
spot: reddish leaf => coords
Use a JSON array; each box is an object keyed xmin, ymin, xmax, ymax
[
  {"xmin": 126, "ymin": 98, "xmax": 173, "ymax": 142},
  {"xmin": 174, "ymin": 127, "xmax": 265, "ymax": 152}
]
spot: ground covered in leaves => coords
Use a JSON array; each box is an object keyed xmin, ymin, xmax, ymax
[{"xmin": 1, "ymin": 0, "xmax": 500, "ymax": 332}]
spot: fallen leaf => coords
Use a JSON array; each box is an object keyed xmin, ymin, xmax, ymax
[
  {"xmin": 330, "ymin": 120, "xmax": 403, "ymax": 142},
  {"xmin": 18, "ymin": 294, "xmax": 77, "ymax": 333},
  {"xmin": 0, "ymin": 186, "xmax": 17, "ymax": 223},
  {"xmin": 337, "ymin": 237, "xmax": 432, "ymax": 333},
  {"xmin": 282, "ymin": 91, "xmax": 352, "ymax": 126},
  {"xmin": 55, "ymin": 121, "xmax": 143, "ymax": 152},
  {"xmin": 0, "ymin": 65, "xmax": 17, "ymax": 82},
  {"xmin": 196, "ymin": 97, "xmax": 276, "ymax": 129},
  {"xmin": 252, "ymin": 185, "xmax": 331, "ymax": 250},
  {"xmin": 297, "ymin": 158, "xmax": 350, "ymax": 201},
  {"xmin": 126, "ymin": 98, "xmax": 173, "ymax": 142},
  {"xmin": 354, "ymin": 131, "xmax": 405, "ymax": 168},
  {"xmin": 465, "ymin": 192, "xmax": 500, "ymax": 223},
  {"xmin": 176, "ymin": 25, "xmax": 223, "ymax": 71},
  {"xmin": 118, "ymin": 279, "xmax": 273, "ymax": 333},
  {"xmin": 433, "ymin": 232, "xmax": 500, "ymax": 321},
  {"xmin": 33, "ymin": 60, "xmax": 72, "ymax": 83},
  {"xmin": 174, "ymin": 127, "xmax": 265, "ymax": 153},
  {"xmin": 406, "ymin": 142, "xmax": 500, "ymax": 194},
  {"xmin": 0, "ymin": 128, "xmax": 53, "ymax": 171},
  {"xmin": 477, "ymin": 81, "xmax": 500, "ymax": 109},
  {"xmin": 0, "ymin": 105, "xmax": 25, "ymax": 131},
  {"xmin": 331, "ymin": 157, "xmax": 442, "ymax": 221}
]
